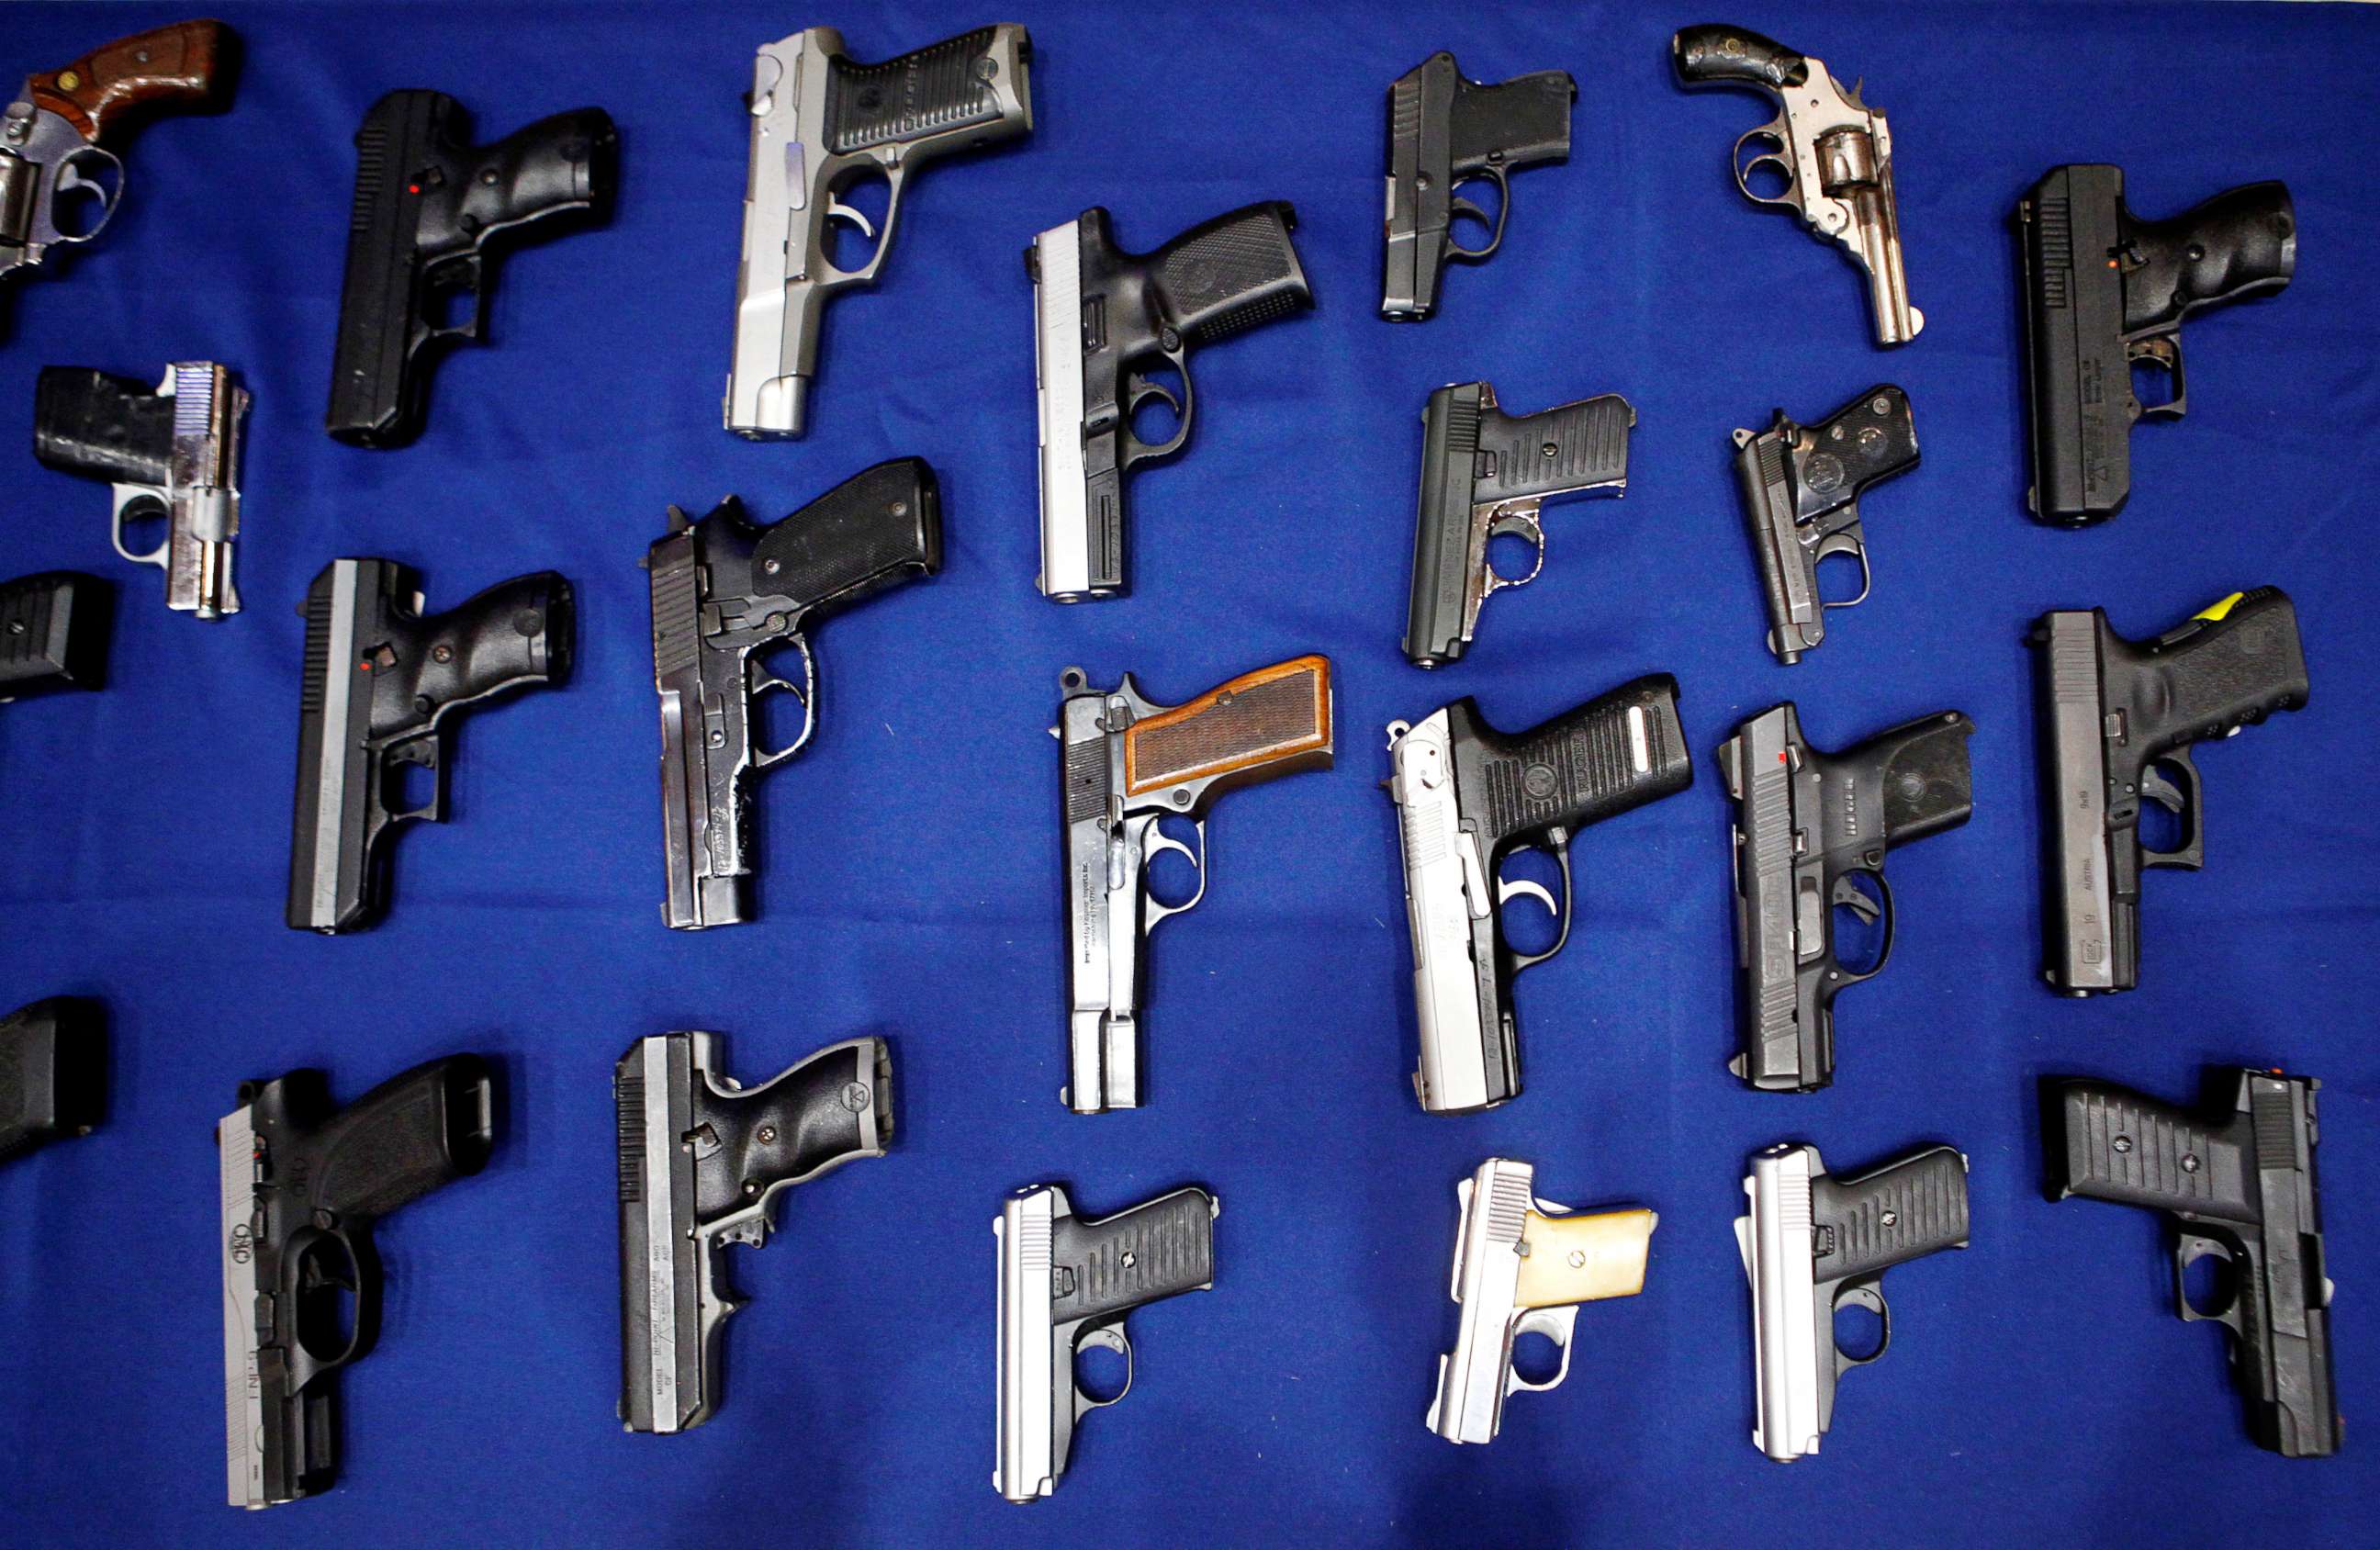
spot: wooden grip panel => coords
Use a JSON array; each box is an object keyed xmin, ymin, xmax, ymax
[
  {"xmin": 1124, "ymin": 655, "xmax": 1331, "ymax": 795},
  {"xmin": 28, "ymin": 20, "xmax": 230, "ymax": 144}
]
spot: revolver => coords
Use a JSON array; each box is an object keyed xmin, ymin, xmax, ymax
[
  {"xmin": 2031, "ymin": 589, "xmax": 2307, "ymax": 994},
  {"xmin": 1031, "ymin": 201, "xmax": 1314, "ymax": 601},
  {"xmin": 2047, "ymin": 1067, "xmax": 2338, "ymax": 1457},
  {"xmin": 1387, "ymin": 676, "xmax": 1692, "ymax": 1114},
  {"xmin": 648, "ymin": 458, "xmax": 942, "ymax": 930},
  {"xmin": 618, "ymin": 1032, "xmax": 892, "ymax": 1433},
  {"xmin": 727, "ymin": 24, "xmax": 1033, "ymax": 437},
  {"xmin": 0, "ymin": 570, "xmax": 109, "ymax": 703},
  {"xmin": 327, "ymin": 89, "xmax": 616, "ymax": 447},
  {"xmin": 1404, "ymin": 381, "xmax": 1635, "ymax": 668},
  {"xmin": 1381, "ymin": 53, "xmax": 1575, "ymax": 321},
  {"xmin": 1738, "ymin": 1140, "xmax": 1969, "ymax": 1462},
  {"xmin": 34, "ymin": 363, "xmax": 248, "ymax": 618},
  {"xmin": 219, "ymin": 1053, "xmax": 494, "ymax": 1507},
  {"xmin": 995, "ymin": 1182, "xmax": 1217, "ymax": 1502},
  {"xmin": 1673, "ymin": 25, "xmax": 1919, "ymax": 346},
  {"xmin": 2018, "ymin": 165, "xmax": 2296, "ymax": 524},
  {"xmin": 1426, "ymin": 1158, "xmax": 1655, "ymax": 1445},
  {"xmin": 1719, "ymin": 703, "xmax": 1973, "ymax": 1092},
  {"xmin": 0, "ymin": 20, "xmax": 232, "ymax": 298},
  {"xmin": 1059, "ymin": 657, "xmax": 1332, "ymax": 1112},
  {"xmin": 287, "ymin": 558, "xmax": 574, "ymax": 933},
  {"xmin": 1731, "ymin": 385, "xmax": 1917, "ymax": 665},
  {"xmin": 0, "ymin": 997, "xmax": 104, "ymax": 1163}
]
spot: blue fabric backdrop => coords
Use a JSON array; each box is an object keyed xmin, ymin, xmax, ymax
[{"xmin": 2, "ymin": 2, "xmax": 2374, "ymax": 1544}]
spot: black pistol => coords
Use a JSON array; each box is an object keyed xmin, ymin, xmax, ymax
[
  {"xmin": 0, "ymin": 997, "xmax": 105, "ymax": 1162},
  {"xmin": 219, "ymin": 1054, "xmax": 495, "ymax": 1506},
  {"xmin": 2047, "ymin": 1067, "xmax": 2338, "ymax": 1457},
  {"xmin": 2017, "ymin": 165, "xmax": 2295, "ymax": 524},
  {"xmin": 327, "ymin": 89, "xmax": 617, "ymax": 447},
  {"xmin": 1381, "ymin": 52, "xmax": 1575, "ymax": 321},
  {"xmin": 287, "ymin": 558, "xmax": 573, "ymax": 933},
  {"xmin": 0, "ymin": 570, "xmax": 110, "ymax": 703},
  {"xmin": 647, "ymin": 458, "xmax": 942, "ymax": 929}
]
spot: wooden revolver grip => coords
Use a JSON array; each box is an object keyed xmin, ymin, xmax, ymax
[
  {"xmin": 27, "ymin": 20, "xmax": 232, "ymax": 145},
  {"xmin": 1124, "ymin": 654, "xmax": 1333, "ymax": 797}
]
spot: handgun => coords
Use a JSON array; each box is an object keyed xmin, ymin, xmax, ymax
[
  {"xmin": 2017, "ymin": 165, "xmax": 2296, "ymax": 524},
  {"xmin": 1673, "ymin": 25, "xmax": 1920, "ymax": 346},
  {"xmin": 1404, "ymin": 380, "xmax": 1634, "ymax": 668},
  {"xmin": 0, "ymin": 997, "xmax": 104, "ymax": 1163},
  {"xmin": 994, "ymin": 1182, "xmax": 1217, "ymax": 1502},
  {"xmin": 1058, "ymin": 656, "xmax": 1332, "ymax": 1112},
  {"xmin": 2031, "ymin": 589, "xmax": 2307, "ymax": 994},
  {"xmin": 287, "ymin": 558, "xmax": 573, "ymax": 933},
  {"xmin": 1719, "ymin": 703, "xmax": 1973, "ymax": 1092},
  {"xmin": 0, "ymin": 570, "xmax": 109, "ymax": 702},
  {"xmin": 1426, "ymin": 1158, "xmax": 1655, "ymax": 1444},
  {"xmin": 0, "ymin": 20, "xmax": 232, "ymax": 298},
  {"xmin": 648, "ymin": 458, "xmax": 942, "ymax": 930},
  {"xmin": 219, "ymin": 1053, "xmax": 494, "ymax": 1508},
  {"xmin": 327, "ymin": 89, "xmax": 616, "ymax": 447},
  {"xmin": 2046, "ymin": 1067, "xmax": 2338, "ymax": 1457},
  {"xmin": 34, "ymin": 363, "xmax": 248, "ymax": 618},
  {"xmin": 618, "ymin": 1032, "xmax": 892, "ymax": 1434},
  {"xmin": 1731, "ymin": 385, "xmax": 1917, "ymax": 664},
  {"xmin": 1381, "ymin": 53, "xmax": 1575, "ymax": 321},
  {"xmin": 727, "ymin": 24, "xmax": 1033, "ymax": 438},
  {"xmin": 1387, "ymin": 676, "xmax": 1691, "ymax": 1115},
  {"xmin": 1737, "ymin": 1140, "xmax": 1969, "ymax": 1462},
  {"xmin": 1031, "ymin": 202, "xmax": 1314, "ymax": 601}
]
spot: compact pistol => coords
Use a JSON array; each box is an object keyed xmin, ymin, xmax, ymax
[
  {"xmin": 1738, "ymin": 1140, "xmax": 1969, "ymax": 1462},
  {"xmin": 1058, "ymin": 656, "xmax": 1333, "ymax": 1112},
  {"xmin": 2047, "ymin": 1067, "xmax": 2338, "ymax": 1457},
  {"xmin": 1426, "ymin": 1158, "xmax": 1655, "ymax": 1445},
  {"xmin": 617, "ymin": 1032, "xmax": 892, "ymax": 1433},
  {"xmin": 1673, "ymin": 24, "xmax": 1920, "ymax": 346},
  {"xmin": 1381, "ymin": 53, "xmax": 1575, "ymax": 321},
  {"xmin": 1730, "ymin": 385, "xmax": 1916, "ymax": 664},
  {"xmin": 648, "ymin": 458, "xmax": 942, "ymax": 929},
  {"xmin": 0, "ymin": 20, "xmax": 231, "ymax": 298},
  {"xmin": 0, "ymin": 570, "xmax": 109, "ymax": 703},
  {"xmin": 1031, "ymin": 201, "xmax": 1314, "ymax": 601},
  {"xmin": 1386, "ymin": 676, "xmax": 1692, "ymax": 1115},
  {"xmin": 327, "ymin": 89, "xmax": 616, "ymax": 447},
  {"xmin": 0, "ymin": 997, "xmax": 104, "ymax": 1163},
  {"xmin": 1404, "ymin": 380, "xmax": 1634, "ymax": 668},
  {"xmin": 219, "ymin": 1054, "xmax": 494, "ymax": 1508},
  {"xmin": 287, "ymin": 558, "xmax": 574, "ymax": 933},
  {"xmin": 727, "ymin": 24, "xmax": 1033, "ymax": 437},
  {"xmin": 1719, "ymin": 703, "xmax": 1973, "ymax": 1092},
  {"xmin": 995, "ymin": 1182, "xmax": 1217, "ymax": 1502},
  {"xmin": 2018, "ymin": 164, "xmax": 2295, "ymax": 524},
  {"xmin": 2031, "ymin": 589, "xmax": 2307, "ymax": 994},
  {"xmin": 35, "ymin": 363, "xmax": 248, "ymax": 618}
]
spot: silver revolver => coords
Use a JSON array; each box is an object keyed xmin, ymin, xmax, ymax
[
  {"xmin": 33, "ymin": 362, "xmax": 247, "ymax": 618},
  {"xmin": 1427, "ymin": 1158, "xmax": 1656, "ymax": 1444},
  {"xmin": 1673, "ymin": 25, "xmax": 1921, "ymax": 346},
  {"xmin": 995, "ymin": 1182, "xmax": 1218, "ymax": 1501},
  {"xmin": 725, "ymin": 23, "xmax": 1033, "ymax": 438}
]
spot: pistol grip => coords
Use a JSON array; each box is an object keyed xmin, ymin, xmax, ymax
[
  {"xmin": 28, "ymin": 20, "xmax": 234, "ymax": 145},
  {"xmin": 1512, "ymin": 1207, "xmax": 1656, "ymax": 1308},
  {"xmin": 32, "ymin": 366, "xmax": 173, "ymax": 487},
  {"xmin": 1672, "ymin": 25, "xmax": 1806, "ymax": 91},
  {"xmin": 1150, "ymin": 201, "xmax": 1313, "ymax": 344}
]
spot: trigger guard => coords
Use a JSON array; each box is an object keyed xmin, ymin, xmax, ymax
[
  {"xmin": 1506, "ymin": 1306, "xmax": 1577, "ymax": 1394},
  {"xmin": 1827, "ymin": 868, "xmax": 1896, "ymax": 983},
  {"xmin": 748, "ymin": 637, "xmax": 818, "ymax": 769},
  {"xmin": 1482, "ymin": 514, "xmax": 1544, "ymax": 594},
  {"xmin": 1732, "ymin": 128, "xmax": 1799, "ymax": 208},
  {"xmin": 1444, "ymin": 170, "xmax": 1510, "ymax": 261},
  {"xmin": 1072, "ymin": 1322, "xmax": 1134, "ymax": 1414},
  {"xmin": 2174, "ymin": 1236, "xmax": 2242, "ymax": 1328},
  {"xmin": 1812, "ymin": 533, "xmax": 1872, "ymax": 610},
  {"xmin": 46, "ymin": 146, "xmax": 124, "ymax": 244},
  {"xmin": 1831, "ymin": 1280, "xmax": 1892, "ymax": 1371},
  {"xmin": 1142, "ymin": 819, "xmax": 1208, "ymax": 931},
  {"xmin": 379, "ymin": 735, "xmax": 443, "ymax": 824},
  {"xmin": 108, "ymin": 489, "xmax": 172, "ymax": 567},
  {"xmin": 1497, "ymin": 876, "xmax": 1559, "ymax": 916},
  {"xmin": 1126, "ymin": 375, "xmax": 1183, "ymax": 419}
]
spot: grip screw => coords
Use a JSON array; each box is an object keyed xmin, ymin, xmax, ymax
[
  {"xmin": 479, "ymin": 168, "xmax": 499, "ymax": 186},
  {"xmin": 2181, "ymin": 1153, "xmax": 2200, "ymax": 1173},
  {"xmin": 57, "ymin": 71, "xmax": 81, "ymax": 91},
  {"xmin": 762, "ymin": 557, "xmax": 780, "ymax": 576},
  {"xmin": 432, "ymin": 643, "xmax": 454, "ymax": 664},
  {"xmin": 742, "ymin": 1179, "xmax": 760, "ymax": 1196},
  {"xmin": 1541, "ymin": 442, "xmax": 1558, "ymax": 457},
  {"xmin": 1159, "ymin": 327, "xmax": 1181, "ymax": 354},
  {"xmin": 973, "ymin": 57, "xmax": 998, "ymax": 82},
  {"xmin": 2113, "ymin": 1135, "xmax": 2133, "ymax": 1153},
  {"xmin": 6, "ymin": 621, "xmax": 21, "ymax": 635},
  {"xmin": 1880, "ymin": 1209, "xmax": 1899, "ymax": 1227},
  {"xmin": 1121, "ymin": 1250, "xmax": 1137, "ymax": 1270},
  {"xmin": 1567, "ymin": 1250, "xmax": 1586, "ymax": 1268},
  {"xmin": 1871, "ymin": 395, "xmax": 1892, "ymax": 416},
  {"xmin": 757, "ymin": 1126, "xmax": 777, "ymax": 1144}
]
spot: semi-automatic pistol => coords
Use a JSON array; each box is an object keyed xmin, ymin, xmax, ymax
[
  {"xmin": 1058, "ymin": 656, "xmax": 1332, "ymax": 1112},
  {"xmin": 1404, "ymin": 381, "xmax": 1634, "ymax": 668},
  {"xmin": 0, "ymin": 997, "xmax": 104, "ymax": 1163},
  {"xmin": 727, "ymin": 24, "xmax": 1033, "ymax": 437},
  {"xmin": 1730, "ymin": 385, "xmax": 1916, "ymax": 664},
  {"xmin": 1381, "ymin": 53, "xmax": 1575, "ymax": 321},
  {"xmin": 995, "ymin": 1182, "xmax": 1217, "ymax": 1501},
  {"xmin": 1738, "ymin": 1140, "xmax": 1969, "ymax": 1461},
  {"xmin": 1426, "ymin": 1158, "xmax": 1655, "ymax": 1444},
  {"xmin": 618, "ymin": 1032, "xmax": 892, "ymax": 1433},
  {"xmin": 2046, "ymin": 1067, "xmax": 2338, "ymax": 1457},
  {"xmin": 35, "ymin": 363, "xmax": 248, "ymax": 618},
  {"xmin": 0, "ymin": 570, "xmax": 109, "ymax": 703},
  {"xmin": 1673, "ymin": 25, "xmax": 1920, "ymax": 346}
]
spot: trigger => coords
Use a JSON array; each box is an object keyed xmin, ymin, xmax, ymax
[
  {"xmin": 2139, "ymin": 768, "xmax": 2185, "ymax": 814},
  {"xmin": 825, "ymin": 198, "xmax": 876, "ymax": 240},
  {"xmin": 1830, "ymin": 874, "xmax": 1881, "ymax": 924},
  {"xmin": 1498, "ymin": 876, "xmax": 1558, "ymax": 916},
  {"xmin": 1127, "ymin": 375, "xmax": 1182, "ymax": 416}
]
